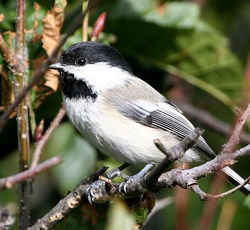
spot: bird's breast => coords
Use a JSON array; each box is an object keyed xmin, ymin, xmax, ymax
[{"xmin": 63, "ymin": 96, "xmax": 201, "ymax": 164}]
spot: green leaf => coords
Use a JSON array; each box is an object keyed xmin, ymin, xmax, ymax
[
  {"xmin": 108, "ymin": 1, "xmax": 200, "ymax": 29},
  {"xmin": 103, "ymin": 0, "xmax": 243, "ymax": 108},
  {"xmin": 108, "ymin": 0, "xmax": 155, "ymax": 19},
  {"xmin": 45, "ymin": 123, "xmax": 97, "ymax": 193},
  {"xmin": 106, "ymin": 199, "xmax": 136, "ymax": 230},
  {"xmin": 244, "ymin": 195, "xmax": 250, "ymax": 211},
  {"xmin": 159, "ymin": 64, "xmax": 235, "ymax": 109},
  {"xmin": 144, "ymin": 2, "xmax": 200, "ymax": 29}
]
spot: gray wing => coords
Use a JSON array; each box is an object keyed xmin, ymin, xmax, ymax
[
  {"xmin": 119, "ymin": 101, "xmax": 215, "ymax": 158},
  {"xmin": 119, "ymin": 100, "xmax": 215, "ymax": 159},
  {"xmin": 104, "ymin": 76, "xmax": 215, "ymax": 159}
]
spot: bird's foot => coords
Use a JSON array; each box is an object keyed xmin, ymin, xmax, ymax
[
  {"xmin": 105, "ymin": 163, "xmax": 130, "ymax": 180},
  {"xmin": 87, "ymin": 179, "xmax": 111, "ymax": 204},
  {"xmin": 106, "ymin": 167, "xmax": 129, "ymax": 180},
  {"xmin": 119, "ymin": 164, "xmax": 154, "ymax": 194},
  {"xmin": 87, "ymin": 163, "xmax": 129, "ymax": 204},
  {"xmin": 87, "ymin": 164, "xmax": 153, "ymax": 203}
]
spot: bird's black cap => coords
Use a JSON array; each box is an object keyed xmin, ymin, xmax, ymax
[{"xmin": 59, "ymin": 41, "xmax": 132, "ymax": 73}]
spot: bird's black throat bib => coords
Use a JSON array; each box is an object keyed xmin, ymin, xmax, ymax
[{"xmin": 59, "ymin": 71, "xmax": 97, "ymax": 100}]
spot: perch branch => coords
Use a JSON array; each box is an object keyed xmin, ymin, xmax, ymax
[
  {"xmin": 197, "ymin": 103, "xmax": 250, "ymax": 230},
  {"xmin": 144, "ymin": 128, "xmax": 203, "ymax": 188},
  {"xmin": 27, "ymin": 167, "xmax": 108, "ymax": 230},
  {"xmin": 26, "ymin": 127, "xmax": 250, "ymax": 230},
  {"xmin": 157, "ymin": 143, "xmax": 250, "ymax": 196}
]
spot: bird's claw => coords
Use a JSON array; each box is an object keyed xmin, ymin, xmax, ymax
[
  {"xmin": 119, "ymin": 164, "xmax": 154, "ymax": 195},
  {"xmin": 87, "ymin": 180, "xmax": 109, "ymax": 204},
  {"xmin": 119, "ymin": 175, "xmax": 144, "ymax": 194}
]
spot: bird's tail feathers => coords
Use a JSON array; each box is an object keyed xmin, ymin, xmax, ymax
[{"xmin": 221, "ymin": 166, "xmax": 250, "ymax": 195}]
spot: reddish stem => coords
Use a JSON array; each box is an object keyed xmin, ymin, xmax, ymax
[{"xmin": 91, "ymin": 12, "xmax": 107, "ymax": 41}]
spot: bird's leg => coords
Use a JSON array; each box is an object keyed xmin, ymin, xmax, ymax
[
  {"xmin": 87, "ymin": 180, "xmax": 108, "ymax": 205},
  {"xmin": 87, "ymin": 163, "xmax": 129, "ymax": 204},
  {"xmin": 119, "ymin": 164, "xmax": 154, "ymax": 194},
  {"xmin": 87, "ymin": 163, "xmax": 154, "ymax": 203},
  {"xmin": 105, "ymin": 162, "xmax": 130, "ymax": 179}
]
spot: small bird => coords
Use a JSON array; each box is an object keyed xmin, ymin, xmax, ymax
[{"xmin": 50, "ymin": 41, "xmax": 250, "ymax": 196}]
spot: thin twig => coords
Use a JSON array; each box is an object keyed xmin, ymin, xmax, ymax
[
  {"xmin": 15, "ymin": 0, "xmax": 31, "ymax": 228},
  {"xmin": 175, "ymin": 163, "xmax": 189, "ymax": 230},
  {"xmin": 0, "ymin": 157, "xmax": 61, "ymax": 191},
  {"xmin": 82, "ymin": 0, "xmax": 89, "ymax": 42},
  {"xmin": 31, "ymin": 107, "xmax": 65, "ymax": 169},
  {"xmin": 191, "ymin": 177, "xmax": 250, "ymax": 200},
  {"xmin": 197, "ymin": 104, "xmax": 250, "ymax": 230},
  {"xmin": 0, "ymin": 0, "xmax": 100, "ymax": 132},
  {"xmin": 23, "ymin": 134, "xmax": 250, "ymax": 230},
  {"xmin": 222, "ymin": 104, "xmax": 250, "ymax": 153},
  {"xmin": 27, "ymin": 167, "xmax": 108, "ymax": 230},
  {"xmin": 157, "ymin": 143, "xmax": 250, "ymax": 192},
  {"xmin": 206, "ymin": 176, "xmax": 250, "ymax": 199},
  {"xmin": 234, "ymin": 143, "xmax": 250, "ymax": 158},
  {"xmin": 176, "ymin": 103, "xmax": 250, "ymax": 144},
  {"xmin": 144, "ymin": 128, "xmax": 203, "ymax": 188}
]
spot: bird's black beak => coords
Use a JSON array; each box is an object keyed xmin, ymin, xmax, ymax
[{"xmin": 49, "ymin": 62, "xmax": 64, "ymax": 70}]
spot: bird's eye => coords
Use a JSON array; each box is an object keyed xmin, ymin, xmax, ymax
[{"xmin": 76, "ymin": 57, "xmax": 86, "ymax": 66}]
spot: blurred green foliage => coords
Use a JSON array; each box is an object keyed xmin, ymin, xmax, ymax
[
  {"xmin": 106, "ymin": 200, "xmax": 136, "ymax": 230},
  {"xmin": 45, "ymin": 123, "xmax": 97, "ymax": 194},
  {"xmin": 0, "ymin": 0, "xmax": 250, "ymax": 229},
  {"xmin": 101, "ymin": 0, "xmax": 243, "ymax": 107}
]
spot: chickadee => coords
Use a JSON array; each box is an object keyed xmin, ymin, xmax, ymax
[{"xmin": 50, "ymin": 41, "xmax": 250, "ymax": 194}]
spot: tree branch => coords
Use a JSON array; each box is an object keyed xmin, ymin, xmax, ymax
[
  {"xmin": 144, "ymin": 128, "xmax": 203, "ymax": 188},
  {"xmin": 31, "ymin": 107, "xmax": 65, "ymax": 169},
  {"xmin": 15, "ymin": 0, "xmax": 31, "ymax": 228},
  {"xmin": 197, "ymin": 103, "xmax": 250, "ymax": 230},
  {"xmin": 191, "ymin": 176, "xmax": 250, "ymax": 200},
  {"xmin": 177, "ymin": 103, "xmax": 250, "ymax": 145},
  {"xmin": 0, "ymin": 157, "xmax": 61, "ymax": 191},
  {"xmin": 222, "ymin": 104, "xmax": 250, "ymax": 153},
  {"xmin": 26, "ymin": 126, "xmax": 250, "ymax": 230},
  {"xmin": 27, "ymin": 167, "xmax": 108, "ymax": 230},
  {"xmin": 156, "ymin": 144, "xmax": 250, "ymax": 198},
  {"xmin": 0, "ymin": 0, "xmax": 101, "ymax": 132}
]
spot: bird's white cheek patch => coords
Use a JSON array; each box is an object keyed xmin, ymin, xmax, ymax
[{"xmin": 61, "ymin": 62, "xmax": 131, "ymax": 93}]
